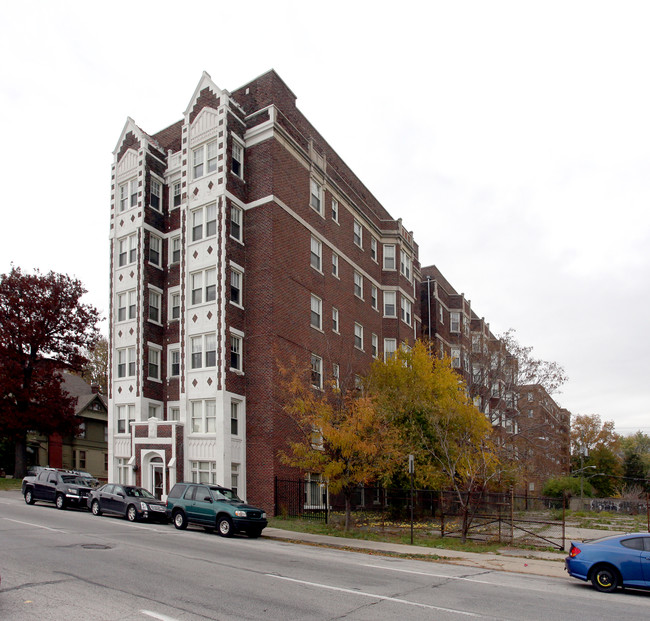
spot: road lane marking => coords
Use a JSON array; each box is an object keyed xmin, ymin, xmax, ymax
[
  {"xmin": 3, "ymin": 518, "xmax": 67, "ymax": 533},
  {"xmin": 266, "ymin": 573, "xmax": 484, "ymax": 616},
  {"xmin": 362, "ymin": 563, "xmax": 495, "ymax": 584},
  {"xmin": 140, "ymin": 611, "xmax": 181, "ymax": 621}
]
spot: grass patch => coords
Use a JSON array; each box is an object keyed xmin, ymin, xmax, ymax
[
  {"xmin": 0, "ymin": 478, "xmax": 22, "ymax": 491},
  {"xmin": 268, "ymin": 516, "xmax": 502, "ymax": 554}
]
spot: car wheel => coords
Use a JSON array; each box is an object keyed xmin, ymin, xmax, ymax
[
  {"xmin": 55, "ymin": 494, "xmax": 66, "ymax": 510},
  {"xmin": 24, "ymin": 489, "xmax": 35, "ymax": 505},
  {"xmin": 173, "ymin": 510, "xmax": 188, "ymax": 530},
  {"xmin": 217, "ymin": 516, "xmax": 234, "ymax": 538},
  {"xmin": 591, "ymin": 565, "xmax": 619, "ymax": 593},
  {"xmin": 247, "ymin": 528, "xmax": 262, "ymax": 538},
  {"xmin": 126, "ymin": 505, "xmax": 137, "ymax": 522},
  {"xmin": 91, "ymin": 500, "xmax": 102, "ymax": 516}
]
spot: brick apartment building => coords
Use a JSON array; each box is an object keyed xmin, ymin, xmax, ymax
[
  {"xmin": 108, "ymin": 70, "xmax": 420, "ymax": 510},
  {"xmin": 518, "ymin": 384, "xmax": 571, "ymax": 493},
  {"xmin": 420, "ymin": 265, "xmax": 571, "ymax": 487}
]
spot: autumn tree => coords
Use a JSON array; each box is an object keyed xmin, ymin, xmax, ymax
[
  {"xmin": 367, "ymin": 341, "xmax": 505, "ymax": 542},
  {"xmin": 76, "ymin": 334, "xmax": 108, "ymax": 394},
  {"xmin": 499, "ymin": 329, "xmax": 568, "ymax": 395},
  {"xmin": 570, "ymin": 414, "xmax": 619, "ymax": 462},
  {"xmin": 0, "ymin": 267, "xmax": 100, "ymax": 477},
  {"xmin": 278, "ymin": 360, "xmax": 402, "ymax": 531}
]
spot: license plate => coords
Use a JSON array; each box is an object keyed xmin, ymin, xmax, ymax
[{"xmin": 150, "ymin": 505, "xmax": 165, "ymax": 512}]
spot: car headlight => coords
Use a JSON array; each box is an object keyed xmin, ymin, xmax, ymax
[
  {"xmin": 68, "ymin": 487, "xmax": 78, "ymax": 494},
  {"xmin": 140, "ymin": 502, "xmax": 149, "ymax": 511},
  {"xmin": 262, "ymin": 512, "xmax": 267, "ymax": 519},
  {"xmin": 234, "ymin": 510, "xmax": 247, "ymax": 517}
]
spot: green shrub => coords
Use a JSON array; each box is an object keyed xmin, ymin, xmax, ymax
[{"xmin": 543, "ymin": 476, "xmax": 594, "ymax": 498}]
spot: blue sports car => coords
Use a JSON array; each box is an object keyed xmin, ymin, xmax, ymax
[{"xmin": 565, "ymin": 533, "xmax": 650, "ymax": 592}]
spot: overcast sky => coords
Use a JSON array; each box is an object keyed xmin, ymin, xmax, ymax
[{"xmin": 1, "ymin": 1, "xmax": 648, "ymax": 435}]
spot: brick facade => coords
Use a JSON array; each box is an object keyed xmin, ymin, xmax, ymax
[{"xmin": 108, "ymin": 71, "xmax": 420, "ymax": 512}]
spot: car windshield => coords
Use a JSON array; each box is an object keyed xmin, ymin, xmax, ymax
[
  {"xmin": 212, "ymin": 487, "xmax": 242, "ymax": 502},
  {"xmin": 61, "ymin": 475, "xmax": 92, "ymax": 485},
  {"xmin": 124, "ymin": 487, "xmax": 156, "ymax": 499}
]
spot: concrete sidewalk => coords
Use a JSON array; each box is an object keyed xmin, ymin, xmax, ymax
[
  {"xmin": 262, "ymin": 527, "xmax": 570, "ymax": 579},
  {"xmin": 262, "ymin": 525, "xmax": 629, "ymax": 579}
]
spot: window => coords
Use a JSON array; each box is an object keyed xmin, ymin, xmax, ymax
[
  {"xmin": 331, "ymin": 198, "xmax": 339, "ymax": 222},
  {"xmin": 205, "ymin": 333, "xmax": 216, "ymax": 367},
  {"xmin": 117, "ymin": 291, "xmax": 134, "ymax": 322},
  {"xmin": 400, "ymin": 252, "xmax": 412, "ymax": 281},
  {"xmin": 353, "ymin": 220, "xmax": 363, "ymax": 247},
  {"xmin": 190, "ymin": 334, "xmax": 216, "ymax": 369},
  {"xmin": 149, "ymin": 234, "xmax": 162, "ymax": 267},
  {"xmin": 370, "ymin": 238, "xmax": 378, "ymax": 262},
  {"xmin": 116, "ymin": 404, "xmax": 135, "ymax": 433},
  {"xmin": 170, "ymin": 292, "xmax": 180, "ymax": 320},
  {"xmin": 384, "ymin": 291, "xmax": 396, "ymax": 317},
  {"xmin": 311, "ymin": 354, "xmax": 323, "ymax": 389},
  {"xmin": 191, "ymin": 461, "xmax": 217, "ymax": 484},
  {"xmin": 354, "ymin": 323, "xmax": 363, "ymax": 350},
  {"xmin": 384, "ymin": 338, "xmax": 396, "ymax": 360},
  {"xmin": 75, "ymin": 450, "xmax": 86, "ymax": 470},
  {"xmin": 332, "ymin": 363, "xmax": 340, "ymax": 390},
  {"xmin": 310, "ymin": 294, "xmax": 322, "ymax": 330},
  {"xmin": 191, "ymin": 204, "xmax": 217, "ymax": 242},
  {"xmin": 119, "ymin": 179, "xmax": 138, "ymax": 212},
  {"xmin": 231, "ymin": 268, "xmax": 243, "ymax": 306},
  {"xmin": 150, "ymin": 179, "xmax": 162, "ymax": 211},
  {"xmin": 148, "ymin": 404, "xmax": 161, "ymax": 419},
  {"xmin": 117, "ymin": 457, "xmax": 130, "ymax": 483},
  {"xmin": 231, "ymin": 463, "xmax": 240, "ymax": 496},
  {"xmin": 371, "ymin": 333, "xmax": 378, "ymax": 358},
  {"xmin": 439, "ymin": 305, "xmax": 444, "ymax": 324},
  {"xmin": 118, "ymin": 233, "xmax": 137, "ymax": 267},
  {"xmin": 401, "ymin": 297, "xmax": 412, "ymax": 326},
  {"xmin": 170, "ymin": 236, "xmax": 181, "ymax": 264},
  {"xmin": 231, "ymin": 205, "xmax": 242, "ymax": 242},
  {"xmin": 310, "ymin": 237, "xmax": 322, "ymax": 271},
  {"xmin": 383, "ymin": 244, "xmax": 395, "ymax": 270},
  {"xmin": 370, "ymin": 285, "xmax": 378, "ymax": 310},
  {"xmin": 353, "ymin": 271, "xmax": 363, "ymax": 299},
  {"xmin": 230, "ymin": 333, "xmax": 243, "ymax": 372},
  {"xmin": 191, "ymin": 336, "xmax": 203, "ymax": 369},
  {"xmin": 191, "ymin": 400, "xmax": 216, "ymax": 434},
  {"xmin": 310, "ymin": 179, "xmax": 322, "ymax": 214},
  {"xmin": 231, "ymin": 401, "xmax": 240, "ymax": 435},
  {"xmin": 171, "ymin": 182, "xmax": 181, "ymax": 208},
  {"xmin": 168, "ymin": 406, "xmax": 180, "ymax": 421},
  {"xmin": 332, "ymin": 307, "xmax": 339, "ymax": 333},
  {"xmin": 451, "ymin": 347, "xmax": 461, "ymax": 368},
  {"xmin": 232, "ymin": 140, "xmax": 243, "ymax": 177},
  {"xmin": 148, "ymin": 347, "xmax": 161, "ymax": 380},
  {"xmin": 192, "ymin": 141, "xmax": 218, "ymax": 179},
  {"xmin": 117, "ymin": 347, "xmax": 136, "ymax": 378},
  {"xmin": 170, "ymin": 349, "xmax": 180, "ymax": 377},
  {"xmin": 332, "ymin": 253, "xmax": 339, "ymax": 277},
  {"xmin": 148, "ymin": 289, "xmax": 161, "ymax": 323},
  {"xmin": 190, "ymin": 268, "xmax": 216, "ymax": 305},
  {"xmin": 76, "ymin": 422, "xmax": 86, "ymax": 439},
  {"xmin": 450, "ymin": 312, "xmax": 461, "ymax": 333}
]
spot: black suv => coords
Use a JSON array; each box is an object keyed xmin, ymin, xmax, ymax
[
  {"xmin": 166, "ymin": 483, "xmax": 268, "ymax": 537},
  {"xmin": 23, "ymin": 469, "xmax": 94, "ymax": 510}
]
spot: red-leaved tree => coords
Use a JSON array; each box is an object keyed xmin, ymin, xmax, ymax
[{"xmin": 0, "ymin": 267, "xmax": 100, "ymax": 477}]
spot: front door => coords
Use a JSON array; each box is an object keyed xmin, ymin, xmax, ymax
[{"xmin": 150, "ymin": 460, "xmax": 163, "ymax": 499}]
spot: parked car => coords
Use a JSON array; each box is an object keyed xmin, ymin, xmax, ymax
[
  {"xmin": 166, "ymin": 483, "xmax": 267, "ymax": 537},
  {"xmin": 565, "ymin": 533, "xmax": 650, "ymax": 592},
  {"xmin": 23, "ymin": 469, "xmax": 94, "ymax": 510},
  {"xmin": 88, "ymin": 484, "xmax": 167, "ymax": 522}
]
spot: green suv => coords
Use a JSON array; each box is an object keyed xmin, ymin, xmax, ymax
[{"xmin": 166, "ymin": 483, "xmax": 268, "ymax": 538}]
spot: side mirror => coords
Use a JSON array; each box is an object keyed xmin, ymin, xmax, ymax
[
  {"xmin": 118, "ymin": 493, "xmax": 125, "ymax": 498},
  {"xmin": 49, "ymin": 478, "xmax": 56, "ymax": 484},
  {"xmin": 203, "ymin": 496, "xmax": 212, "ymax": 503}
]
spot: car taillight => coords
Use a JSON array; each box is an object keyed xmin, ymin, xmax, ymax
[{"xmin": 569, "ymin": 545, "xmax": 581, "ymax": 558}]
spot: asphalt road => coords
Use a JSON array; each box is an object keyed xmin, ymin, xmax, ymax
[{"xmin": 1, "ymin": 490, "xmax": 649, "ymax": 620}]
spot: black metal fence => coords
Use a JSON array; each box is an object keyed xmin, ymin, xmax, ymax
[{"xmin": 275, "ymin": 477, "xmax": 329, "ymax": 522}]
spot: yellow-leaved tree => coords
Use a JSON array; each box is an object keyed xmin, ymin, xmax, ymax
[
  {"xmin": 366, "ymin": 341, "xmax": 504, "ymax": 541},
  {"xmin": 278, "ymin": 361, "xmax": 402, "ymax": 531}
]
